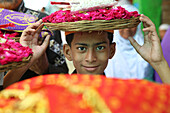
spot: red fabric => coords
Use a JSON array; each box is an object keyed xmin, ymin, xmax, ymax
[
  {"xmin": 0, "ymin": 23, "xmax": 15, "ymax": 28},
  {"xmin": 50, "ymin": 1, "xmax": 70, "ymax": 5},
  {"xmin": 1, "ymin": 74, "xmax": 170, "ymax": 113}
]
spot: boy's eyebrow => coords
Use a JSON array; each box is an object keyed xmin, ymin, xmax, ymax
[
  {"xmin": 95, "ymin": 41, "xmax": 107, "ymax": 45},
  {"xmin": 75, "ymin": 41, "xmax": 107, "ymax": 46},
  {"xmin": 75, "ymin": 43, "xmax": 88, "ymax": 46}
]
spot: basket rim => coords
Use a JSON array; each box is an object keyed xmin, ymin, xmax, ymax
[
  {"xmin": 0, "ymin": 55, "xmax": 32, "ymax": 72},
  {"xmin": 44, "ymin": 16, "xmax": 141, "ymax": 31}
]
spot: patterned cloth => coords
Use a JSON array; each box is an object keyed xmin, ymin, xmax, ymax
[{"xmin": 0, "ymin": 74, "xmax": 170, "ymax": 113}]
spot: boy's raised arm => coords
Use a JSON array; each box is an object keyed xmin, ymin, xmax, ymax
[
  {"xmin": 128, "ymin": 14, "xmax": 170, "ymax": 84},
  {"xmin": 3, "ymin": 20, "xmax": 50, "ymax": 88}
]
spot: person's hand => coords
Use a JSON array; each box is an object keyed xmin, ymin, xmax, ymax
[
  {"xmin": 128, "ymin": 14, "xmax": 164, "ymax": 66},
  {"xmin": 20, "ymin": 19, "xmax": 50, "ymax": 65},
  {"xmin": 29, "ymin": 53, "xmax": 49, "ymax": 74},
  {"xmin": 3, "ymin": 20, "xmax": 51, "ymax": 88},
  {"xmin": 128, "ymin": 14, "xmax": 170, "ymax": 84}
]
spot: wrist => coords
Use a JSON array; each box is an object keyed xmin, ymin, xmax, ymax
[
  {"xmin": 29, "ymin": 53, "xmax": 49, "ymax": 75},
  {"xmin": 151, "ymin": 58, "xmax": 167, "ymax": 71},
  {"xmin": 152, "ymin": 58, "xmax": 170, "ymax": 84}
]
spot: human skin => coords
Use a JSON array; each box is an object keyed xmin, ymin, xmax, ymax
[
  {"xmin": 128, "ymin": 14, "xmax": 170, "ymax": 84},
  {"xmin": 119, "ymin": 27, "xmax": 137, "ymax": 39},
  {"xmin": 0, "ymin": 0, "xmax": 22, "ymax": 10},
  {"xmin": 3, "ymin": 20, "xmax": 50, "ymax": 88},
  {"xmin": 63, "ymin": 31, "xmax": 116, "ymax": 75}
]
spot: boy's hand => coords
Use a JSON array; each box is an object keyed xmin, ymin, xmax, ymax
[
  {"xmin": 3, "ymin": 20, "xmax": 50, "ymax": 88},
  {"xmin": 20, "ymin": 19, "xmax": 50, "ymax": 65},
  {"xmin": 128, "ymin": 14, "xmax": 164, "ymax": 66}
]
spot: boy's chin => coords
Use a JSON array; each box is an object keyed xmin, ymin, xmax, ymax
[{"xmin": 78, "ymin": 71, "xmax": 104, "ymax": 75}]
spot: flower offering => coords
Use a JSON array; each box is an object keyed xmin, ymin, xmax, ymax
[
  {"xmin": 43, "ymin": 0, "xmax": 140, "ymax": 32},
  {"xmin": 43, "ymin": 6, "xmax": 140, "ymax": 23},
  {"xmin": 0, "ymin": 37, "xmax": 33, "ymax": 65}
]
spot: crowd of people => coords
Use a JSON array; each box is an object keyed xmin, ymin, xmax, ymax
[{"xmin": 0, "ymin": 0, "xmax": 170, "ymax": 90}]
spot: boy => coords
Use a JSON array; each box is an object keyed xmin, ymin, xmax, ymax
[
  {"xmin": 3, "ymin": 14, "xmax": 170, "ymax": 88},
  {"xmin": 64, "ymin": 31, "xmax": 115, "ymax": 75}
]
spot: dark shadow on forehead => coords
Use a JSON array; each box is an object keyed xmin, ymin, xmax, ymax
[
  {"xmin": 66, "ymin": 32, "xmax": 113, "ymax": 47},
  {"xmin": 75, "ymin": 41, "xmax": 107, "ymax": 47}
]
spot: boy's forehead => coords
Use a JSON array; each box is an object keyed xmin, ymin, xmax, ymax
[
  {"xmin": 74, "ymin": 31, "xmax": 108, "ymax": 38},
  {"xmin": 72, "ymin": 31, "xmax": 109, "ymax": 44}
]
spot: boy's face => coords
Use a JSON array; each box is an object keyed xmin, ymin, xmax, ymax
[{"xmin": 64, "ymin": 31, "xmax": 115, "ymax": 75}]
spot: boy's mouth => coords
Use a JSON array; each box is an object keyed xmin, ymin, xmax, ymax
[{"xmin": 82, "ymin": 65, "xmax": 99, "ymax": 72}]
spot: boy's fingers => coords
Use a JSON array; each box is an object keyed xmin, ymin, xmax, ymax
[
  {"xmin": 41, "ymin": 35, "xmax": 50, "ymax": 50},
  {"xmin": 140, "ymin": 14, "xmax": 154, "ymax": 27},
  {"xmin": 128, "ymin": 36, "xmax": 141, "ymax": 53},
  {"xmin": 35, "ymin": 23, "xmax": 44, "ymax": 35},
  {"xmin": 27, "ymin": 19, "xmax": 43, "ymax": 29},
  {"xmin": 22, "ymin": 29, "xmax": 35, "ymax": 36},
  {"xmin": 36, "ymin": 19, "xmax": 43, "ymax": 24},
  {"xmin": 34, "ymin": 24, "xmax": 44, "ymax": 39},
  {"xmin": 33, "ymin": 19, "xmax": 43, "ymax": 29},
  {"xmin": 142, "ymin": 26, "xmax": 153, "ymax": 32},
  {"xmin": 143, "ymin": 26, "xmax": 158, "ymax": 36}
]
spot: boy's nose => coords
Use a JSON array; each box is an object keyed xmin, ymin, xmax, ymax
[{"xmin": 85, "ymin": 49, "xmax": 97, "ymax": 63}]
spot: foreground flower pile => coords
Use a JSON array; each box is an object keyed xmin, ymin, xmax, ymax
[
  {"xmin": 0, "ymin": 37, "xmax": 33, "ymax": 65},
  {"xmin": 43, "ymin": 6, "xmax": 140, "ymax": 23}
]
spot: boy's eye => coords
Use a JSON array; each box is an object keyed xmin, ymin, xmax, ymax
[
  {"xmin": 77, "ymin": 47, "xmax": 86, "ymax": 51},
  {"xmin": 96, "ymin": 46, "xmax": 105, "ymax": 50}
]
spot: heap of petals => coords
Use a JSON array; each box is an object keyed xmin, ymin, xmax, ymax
[
  {"xmin": 0, "ymin": 30, "xmax": 20, "ymax": 38},
  {"xmin": 0, "ymin": 37, "xmax": 33, "ymax": 65},
  {"xmin": 43, "ymin": 6, "xmax": 140, "ymax": 23}
]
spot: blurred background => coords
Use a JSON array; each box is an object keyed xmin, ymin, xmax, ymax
[
  {"xmin": 23, "ymin": 0, "xmax": 170, "ymax": 76},
  {"xmin": 24, "ymin": 0, "xmax": 170, "ymax": 38}
]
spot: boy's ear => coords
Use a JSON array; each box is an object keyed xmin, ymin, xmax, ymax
[
  {"xmin": 109, "ymin": 42, "xmax": 116, "ymax": 59},
  {"xmin": 63, "ymin": 44, "xmax": 72, "ymax": 61}
]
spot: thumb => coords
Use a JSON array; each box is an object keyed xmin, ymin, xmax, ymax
[
  {"xmin": 41, "ymin": 35, "xmax": 50, "ymax": 51},
  {"xmin": 128, "ymin": 36, "xmax": 141, "ymax": 53}
]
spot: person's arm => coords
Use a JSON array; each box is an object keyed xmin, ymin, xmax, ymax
[
  {"xmin": 3, "ymin": 20, "xmax": 50, "ymax": 88},
  {"xmin": 29, "ymin": 53, "xmax": 49, "ymax": 74},
  {"xmin": 152, "ymin": 58, "xmax": 170, "ymax": 83},
  {"xmin": 128, "ymin": 14, "xmax": 170, "ymax": 84},
  {"xmin": 3, "ymin": 62, "xmax": 32, "ymax": 88}
]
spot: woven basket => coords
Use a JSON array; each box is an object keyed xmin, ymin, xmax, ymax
[
  {"xmin": 44, "ymin": 17, "xmax": 140, "ymax": 31},
  {"xmin": 0, "ymin": 55, "xmax": 32, "ymax": 72}
]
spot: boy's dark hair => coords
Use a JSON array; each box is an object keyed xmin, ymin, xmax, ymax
[{"xmin": 66, "ymin": 32, "xmax": 113, "ymax": 47}]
